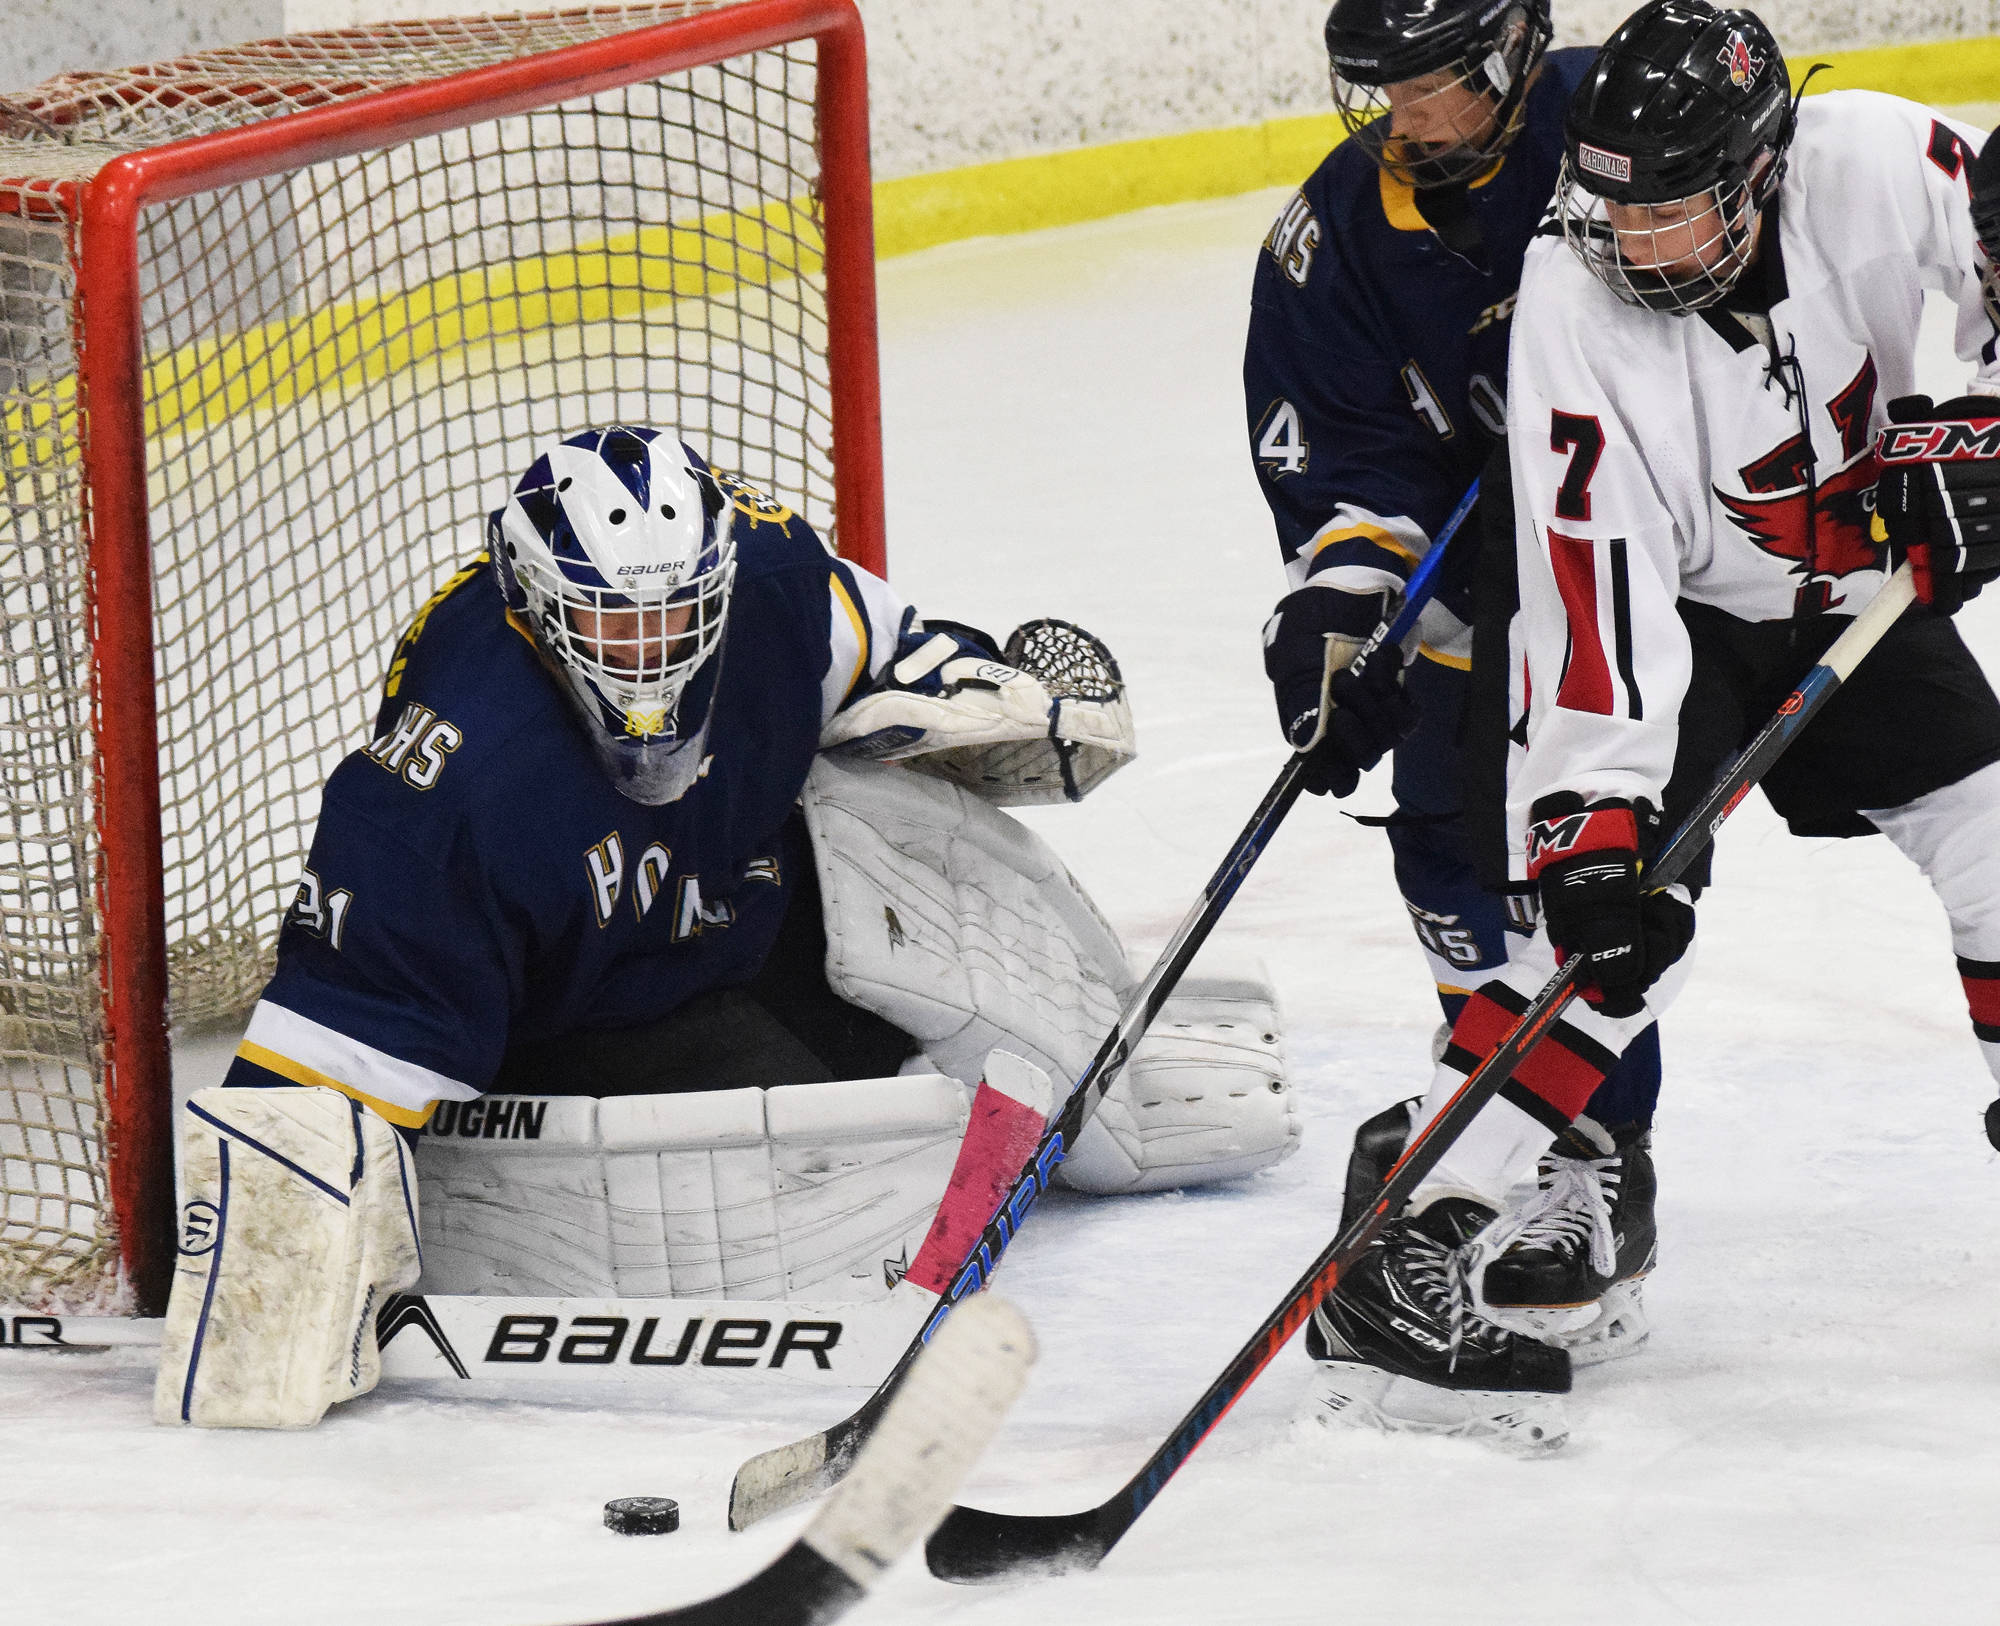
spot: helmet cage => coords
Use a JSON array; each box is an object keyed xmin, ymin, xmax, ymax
[
  {"xmin": 1327, "ymin": 0, "xmax": 1552, "ymax": 189},
  {"xmin": 491, "ymin": 427, "xmax": 739, "ymax": 804},
  {"xmin": 1556, "ymin": 150, "xmax": 1778, "ymax": 313},
  {"xmin": 510, "ymin": 528, "xmax": 736, "ymax": 727},
  {"xmin": 1557, "ymin": 0, "xmax": 1793, "ymax": 313}
]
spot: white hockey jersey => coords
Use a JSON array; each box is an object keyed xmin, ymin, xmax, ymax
[{"xmin": 1503, "ymin": 91, "xmax": 2000, "ymax": 863}]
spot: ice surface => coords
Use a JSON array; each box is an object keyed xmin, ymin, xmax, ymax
[{"xmin": 9, "ymin": 185, "xmax": 2000, "ymax": 1624}]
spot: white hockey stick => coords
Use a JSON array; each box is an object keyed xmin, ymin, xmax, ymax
[{"xmin": 574, "ymin": 1294, "xmax": 1036, "ymax": 1626}]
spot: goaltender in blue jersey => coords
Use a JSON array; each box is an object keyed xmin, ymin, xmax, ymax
[
  {"xmin": 227, "ymin": 468, "xmax": 937, "ymax": 1121},
  {"xmin": 155, "ymin": 427, "xmax": 1301, "ymax": 1434}
]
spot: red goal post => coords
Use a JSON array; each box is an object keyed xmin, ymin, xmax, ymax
[{"xmin": 0, "ymin": 1, "xmax": 883, "ymax": 1317}]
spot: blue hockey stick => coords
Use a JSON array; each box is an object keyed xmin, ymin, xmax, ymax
[{"xmin": 726, "ymin": 478, "xmax": 1481, "ymax": 1530}]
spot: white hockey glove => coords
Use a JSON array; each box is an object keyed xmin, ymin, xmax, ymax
[
  {"xmin": 820, "ymin": 618, "xmax": 1134, "ymax": 805},
  {"xmin": 155, "ymin": 1086, "xmax": 420, "ymax": 1429}
]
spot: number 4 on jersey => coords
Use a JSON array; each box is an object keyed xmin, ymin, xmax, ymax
[{"xmin": 1255, "ymin": 398, "xmax": 1309, "ymax": 477}]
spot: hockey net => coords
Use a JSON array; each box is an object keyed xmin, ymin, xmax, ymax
[{"xmin": 0, "ymin": 0, "xmax": 881, "ymax": 1314}]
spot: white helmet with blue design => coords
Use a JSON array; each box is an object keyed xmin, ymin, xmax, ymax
[{"xmin": 490, "ymin": 426, "xmax": 737, "ymax": 804}]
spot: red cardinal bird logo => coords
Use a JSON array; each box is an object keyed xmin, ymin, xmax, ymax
[
  {"xmin": 1719, "ymin": 31, "xmax": 1762, "ymax": 88},
  {"xmin": 1716, "ymin": 451, "xmax": 1884, "ymax": 579}
]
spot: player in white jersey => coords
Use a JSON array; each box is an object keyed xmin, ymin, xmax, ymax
[{"xmin": 1311, "ymin": 0, "xmax": 2000, "ymax": 1449}]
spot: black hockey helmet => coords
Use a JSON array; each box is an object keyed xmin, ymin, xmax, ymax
[
  {"xmin": 1324, "ymin": 0, "xmax": 1553, "ymax": 187},
  {"xmin": 1973, "ymin": 125, "xmax": 2000, "ymax": 328},
  {"xmin": 1555, "ymin": 0, "xmax": 1794, "ymax": 312}
]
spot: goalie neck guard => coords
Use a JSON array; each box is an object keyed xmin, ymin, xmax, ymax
[{"xmin": 490, "ymin": 427, "xmax": 736, "ymax": 805}]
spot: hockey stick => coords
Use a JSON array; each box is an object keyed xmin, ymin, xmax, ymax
[
  {"xmin": 579, "ymin": 1294, "xmax": 1035, "ymax": 1626},
  {"xmin": 925, "ymin": 562, "xmax": 1921, "ymax": 1583},
  {"xmin": 726, "ymin": 479, "xmax": 1483, "ymax": 1531}
]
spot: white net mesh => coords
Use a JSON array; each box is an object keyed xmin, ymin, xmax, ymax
[{"xmin": 0, "ymin": 3, "xmax": 855, "ymax": 1309}]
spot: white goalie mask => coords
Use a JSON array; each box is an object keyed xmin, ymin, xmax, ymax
[{"xmin": 490, "ymin": 427, "xmax": 737, "ymax": 805}]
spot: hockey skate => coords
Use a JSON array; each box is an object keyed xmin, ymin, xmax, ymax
[
  {"xmin": 1306, "ymin": 1197, "xmax": 1570, "ymax": 1454},
  {"xmin": 1478, "ymin": 1116, "xmax": 1656, "ymax": 1366}
]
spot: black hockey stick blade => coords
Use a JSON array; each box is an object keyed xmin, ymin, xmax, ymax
[
  {"xmin": 584, "ymin": 1295, "xmax": 1036, "ymax": 1626},
  {"xmin": 922, "ymin": 1504, "xmax": 1117, "ymax": 1582},
  {"xmin": 725, "ymin": 479, "xmax": 1482, "ymax": 1534},
  {"xmin": 926, "ymin": 564, "xmax": 1919, "ymax": 1585}
]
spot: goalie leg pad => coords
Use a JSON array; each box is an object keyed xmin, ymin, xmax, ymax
[
  {"xmin": 416, "ymin": 1072, "xmax": 982, "ymax": 1300},
  {"xmin": 1055, "ymin": 960, "xmax": 1299, "ymax": 1195},
  {"xmin": 155, "ymin": 1086, "xmax": 419, "ymax": 1429},
  {"xmin": 802, "ymin": 754, "xmax": 1134, "ymax": 1091}
]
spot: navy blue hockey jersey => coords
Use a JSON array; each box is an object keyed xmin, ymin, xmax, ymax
[
  {"xmin": 227, "ymin": 484, "xmax": 922, "ymax": 1125},
  {"xmin": 1244, "ymin": 49, "xmax": 1594, "ymax": 618}
]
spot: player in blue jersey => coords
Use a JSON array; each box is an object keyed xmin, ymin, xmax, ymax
[
  {"xmin": 153, "ymin": 427, "xmax": 1298, "ymax": 1428},
  {"xmin": 1245, "ymin": 0, "xmax": 1663, "ymax": 1445}
]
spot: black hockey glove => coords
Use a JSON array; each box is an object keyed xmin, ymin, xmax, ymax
[
  {"xmin": 1527, "ymin": 794, "xmax": 1694, "ymax": 1020},
  {"xmin": 1261, "ymin": 583, "xmax": 1417, "ymax": 797},
  {"xmin": 1876, "ymin": 394, "xmax": 2000, "ymax": 616}
]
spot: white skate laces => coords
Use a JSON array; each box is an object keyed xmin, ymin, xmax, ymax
[
  {"xmin": 1473, "ymin": 1118, "xmax": 1653, "ymax": 1364},
  {"xmin": 1395, "ymin": 1222, "xmax": 1503, "ymax": 1374},
  {"xmin": 1488, "ymin": 1146, "xmax": 1621, "ymax": 1284}
]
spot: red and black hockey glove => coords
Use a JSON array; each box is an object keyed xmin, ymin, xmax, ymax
[
  {"xmin": 1527, "ymin": 794, "xmax": 1694, "ymax": 1020},
  {"xmin": 1876, "ymin": 394, "xmax": 2000, "ymax": 616},
  {"xmin": 1261, "ymin": 584, "xmax": 1418, "ymax": 797}
]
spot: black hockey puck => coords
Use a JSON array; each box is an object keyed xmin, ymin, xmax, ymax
[{"xmin": 604, "ymin": 1496, "xmax": 680, "ymax": 1536}]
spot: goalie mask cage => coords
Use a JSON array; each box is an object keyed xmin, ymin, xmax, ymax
[{"xmin": 0, "ymin": 0, "xmax": 883, "ymax": 1317}]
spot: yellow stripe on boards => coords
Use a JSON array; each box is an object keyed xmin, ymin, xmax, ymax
[
  {"xmin": 872, "ymin": 35, "xmax": 2000, "ymax": 258},
  {"xmin": 873, "ymin": 114, "xmax": 1348, "ymax": 259},
  {"xmin": 144, "ymin": 197, "xmax": 826, "ymax": 446},
  {"xmin": 2, "ymin": 196, "xmax": 826, "ymax": 468},
  {"xmin": 1789, "ymin": 37, "xmax": 2000, "ymax": 107}
]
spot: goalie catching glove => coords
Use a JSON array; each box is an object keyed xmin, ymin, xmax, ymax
[
  {"xmin": 1876, "ymin": 394, "xmax": 2000, "ymax": 616},
  {"xmin": 1527, "ymin": 794, "xmax": 1694, "ymax": 1020},
  {"xmin": 1261, "ymin": 584, "xmax": 1417, "ymax": 797},
  {"xmin": 820, "ymin": 617, "xmax": 1133, "ymax": 805}
]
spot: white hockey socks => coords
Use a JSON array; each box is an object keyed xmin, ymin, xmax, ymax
[{"xmin": 154, "ymin": 1085, "xmax": 421, "ymax": 1430}]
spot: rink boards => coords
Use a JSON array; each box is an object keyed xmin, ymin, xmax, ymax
[{"xmin": 0, "ymin": 1286, "xmax": 932, "ymax": 1387}]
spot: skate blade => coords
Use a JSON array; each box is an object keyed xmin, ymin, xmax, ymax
[
  {"xmin": 1306, "ymin": 1361, "xmax": 1568, "ymax": 1456},
  {"xmin": 1498, "ymin": 1280, "xmax": 1650, "ymax": 1367}
]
